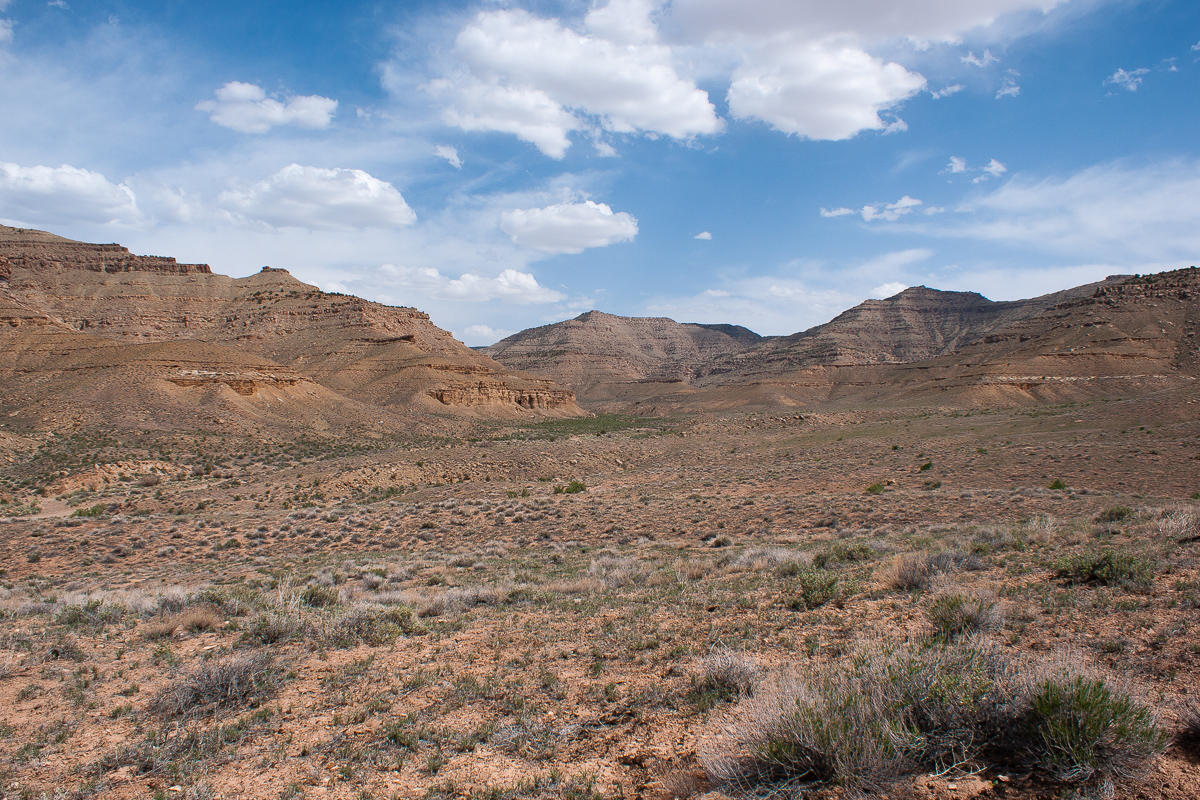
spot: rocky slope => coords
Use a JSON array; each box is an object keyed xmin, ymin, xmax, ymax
[
  {"xmin": 487, "ymin": 271, "xmax": 1200, "ymax": 410},
  {"xmin": 484, "ymin": 310, "xmax": 761, "ymax": 400},
  {"xmin": 0, "ymin": 225, "xmax": 582, "ymax": 434}
]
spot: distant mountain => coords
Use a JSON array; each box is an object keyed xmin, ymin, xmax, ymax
[
  {"xmin": 483, "ymin": 310, "xmax": 761, "ymax": 401},
  {"xmin": 0, "ymin": 225, "xmax": 582, "ymax": 436},
  {"xmin": 486, "ymin": 272, "xmax": 1200, "ymax": 409}
]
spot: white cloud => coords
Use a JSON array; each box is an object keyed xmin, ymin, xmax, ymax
[
  {"xmin": 500, "ymin": 200, "xmax": 638, "ymax": 254},
  {"xmin": 694, "ymin": 230, "xmax": 712, "ymax": 240},
  {"xmin": 0, "ymin": 18, "xmax": 12, "ymax": 43},
  {"xmin": 962, "ymin": 49, "xmax": 999, "ymax": 67},
  {"xmin": 1105, "ymin": 67, "xmax": 1149, "ymax": 92},
  {"xmin": 434, "ymin": 145, "xmax": 463, "ymax": 168},
  {"xmin": 1192, "ymin": 40, "xmax": 1200, "ymax": 52},
  {"xmin": 0, "ymin": 162, "xmax": 141, "ymax": 226},
  {"xmin": 461, "ymin": 324, "xmax": 515, "ymax": 345},
  {"xmin": 195, "ymin": 81, "xmax": 338, "ymax": 134},
  {"xmin": 861, "ymin": 195, "xmax": 922, "ymax": 221},
  {"xmin": 930, "ymin": 84, "xmax": 964, "ymax": 99},
  {"xmin": 819, "ymin": 206, "xmax": 856, "ymax": 217},
  {"xmin": 430, "ymin": 5, "xmax": 721, "ymax": 158},
  {"xmin": 727, "ymin": 38, "xmax": 925, "ymax": 140},
  {"xmin": 947, "ymin": 155, "xmax": 967, "ymax": 173},
  {"xmin": 923, "ymin": 160, "xmax": 1200, "ymax": 263},
  {"xmin": 218, "ymin": 164, "xmax": 416, "ymax": 230},
  {"xmin": 982, "ymin": 158, "xmax": 1007, "ymax": 177},
  {"xmin": 870, "ymin": 281, "xmax": 909, "ymax": 298},
  {"xmin": 379, "ymin": 263, "xmax": 565, "ymax": 304},
  {"xmin": 996, "ymin": 73, "xmax": 1021, "ymax": 98},
  {"xmin": 47, "ymin": 0, "xmax": 68, "ymax": 8}
]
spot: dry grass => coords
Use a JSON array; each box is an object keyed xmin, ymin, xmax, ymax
[{"xmin": 149, "ymin": 651, "xmax": 277, "ymax": 718}]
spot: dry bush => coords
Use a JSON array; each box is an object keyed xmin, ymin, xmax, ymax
[
  {"xmin": 241, "ymin": 610, "xmax": 305, "ymax": 645},
  {"xmin": 699, "ymin": 638, "xmax": 1167, "ymax": 794},
  {"xmin": 726, "ymin": 547, "xmax": 807, "ymax": 573},
  {"xmin": 676, "ymin": 557, "xmax": 717, "ymax": 582},
  {"xmin": 926, "ymin": 591, "xmax": 1003, "ymax": 640},
  {"xmin": 888, "ymin": 550, "xmax": 984, "ymax": 591},
  {"xmin": 587, "ymin": 556, "xmax": 648, "ymax": 588},
  {"xmin": 689, "ymin": 650, "xmax": 763, "ymax": 710},
  {"xmin": 321, "ymin": 604, "xmax": 424, "ymax": 647},
  {"xmin": 1174, "ymin": 701, "xmax": 1200, "ymax": 756},
  {"xmin": 150, "ymin": 652, "xmax": 277, "ymax": 718},
  {"xmin": 1158, "ymin": 510, "xmax": 1199, "ymax": 542}
]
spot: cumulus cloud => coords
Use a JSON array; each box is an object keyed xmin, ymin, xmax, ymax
[
  {"xmin": 461, "ymin": 323, "xmax": 516, "ymax": 345},
  {"xmin": 434, "ymin": 145, "xmax": 463, "ymax": 168},
  {"xmin": 218, "ymin": 164, "xmax": 416, "ymax": 230},
  {"xmin": 196, "ymin": 81, "xmax": 337, "ymax": 134},
  {"xmin": 694, "ymin": 230, "xmax": 712, "ymax": 240},
  {"xmin": 379, "ymin": 263, "xmax": 565, "ymax": 304},
  {"xmin": 500, "ymin": 200, "xmax": 638, "ymax": 254},
  {"xmin": 925, "ymin": 160, "xmax": 1200, "ymax": 263},
  {"xmin": 726, "ymin": 38, "xmax": 925, "ymax": 139},
  {"xmin": 870, "ymin": 281, "xmax": 909, "ymax": 298},
  {"xmin": 861, "ymin": 195, "xmax": 922, "ymax": 221},
  {"xmin": 947, "ymin": 155, "xmax": 967, "ymax": 173},
  {"xmin": 428, "ymin": 4, "xmax": 721, "ymax": 157},
  {"xmin": 0, "ymin": 162, "xmax": 141, "ymax": 226},
  {"xmin": 1105, "ymin": 68, "xmax": 1149, "ymax": 92}
]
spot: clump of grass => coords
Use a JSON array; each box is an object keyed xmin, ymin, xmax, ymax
[
  {"xmin": 1097, "ymin": 506, "xmax": 1132, "ymax": 524},
  {"xmin": 241, "ymin": 611, "xmax": 305, "ymax": 645},
  {"xmin": 688, "ymin": 651, "xmax": 762, "ymax": 712},
  {"xmin": 812, "ymin": 542, "xmax": 875, "ymax": 568},
  {"xmin": 553, "ymin": 480, "xmax": 586, "ymax": 494},
  {"xmin": 785, "ymin": 568, "xmax": 840, "ymax": 611},
  {"xmin": 1022, "ymin": 674, "xmax": 1167, "ymax": 783},
  {"xmin": 926, "ymin": 592, "xmax": 1003, "ymax": 640},
  {"xmin": 1054, "ymin": 549, "xmax": 1156, "ymax": 590},
  {"xmin": 699, "ymin": 638, "xmax": 1167, "ymax": 794},
  {"xmin": 322, "ymin": 604, "xmax": 424, "ymax": 647},
  {"xmin": 889, "ymin": 550, "xmax": 984, "ymax": 591},
  {"xmin": 150, "ymin": 652, "xmax": 277, "ymax": 718},
  {"xmin": 300, "ymin": 585, "xmax": 340, "ymax": 608}
]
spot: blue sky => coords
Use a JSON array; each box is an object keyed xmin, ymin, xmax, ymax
[{"xmin": 1, "ymin": 0, "xmax": 1198, "ymax": 344}]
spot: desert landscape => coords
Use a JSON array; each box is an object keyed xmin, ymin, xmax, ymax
[{"xmin": 0, "ymin": 227, "xmax": 1197, "ymax": 800}]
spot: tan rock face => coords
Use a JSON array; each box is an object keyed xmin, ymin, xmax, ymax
[{"xmin": 0, "ymin": 224, "xmax": 585, "ymax": 432}]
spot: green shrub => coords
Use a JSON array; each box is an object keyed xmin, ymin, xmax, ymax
[
  {"xmin": 1054, "ymin": 549, "xmax": 1156, "ymax": 590},
  {"xmin": 553, "ymin": 480, "xmax": 586, "ymax": 494},
  {"xmin": 786, "ymin": 568, "xmax": 839, "ymax": 611},
  {"xmin": 323, "ymin": 605, "xmax": 424, "ymax": 648},
  {"xmin": 300, "ymin": 585, "xmax": 340, "ymax": 608},
  {"xmin": 926, "ymin": 593, "xmax": 1003, "ymax": 640},
  {"xmin": 241, "ymin": 611, "xmax": 304, "ymax": 645},
  {"xmin": 1049, "ymin": 479, "xmax": 1068, "ymax": 490},
  {"xmin": 865, "ymin": 483, "xmax": 885, "ymax": 495},
  {"xmin": 1023, "ymin": 675, "xmax": 1167, "ymax": 783}
]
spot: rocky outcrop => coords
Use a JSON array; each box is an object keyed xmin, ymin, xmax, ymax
[
  {"xmin": 427, "ymin": 383, "xmax": 578, "ymax": 410},
  {"xmin": 0, "ymin": 225, "xmax": 586, "ymax": 426}
]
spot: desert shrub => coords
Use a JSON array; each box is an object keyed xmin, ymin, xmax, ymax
[
  {"xmin": 240, "ymin": 611, "xmax": 304, "ymax": 645},
  {"xmin": 785, "ymin": 568, "xmax": 839, "ymax": 611},
  {"xmin": 812, "ymin": 542, "xmax": 875, "ymax": 569},
  {"xmin": 890, "ymin": 551, "xmax": 983, "ymax": 591},
  {"xmin": 865, "ymin": 483, "xmax": 885, "ymax": 495},
  {"xmin": 587, "ymin": 556, "xmax": 647, "ymax": 588},
  {"xmin": 322, "ymin": 605, "xmax": 423, "ymax": 647},
  {"xmin": 553, "ymin": 480, "xmax": 586, "ymax": 494},
  {"xmin": 1054, "ymin": 549, "xmax": 1156, "ymax": 590},
  {"xmin": 926, "ymin": 592, "xmax": 1003, "ymax": 640},
  {"xmin": 1097, "ymin": 506, "xmax": 1132, "ymax": 524},
  {"xmin": 699, "ymin": 639, "xmax": 1167, "ymax": 793},
  {"xmin": 689, "ymin": 651, "xmax": 762, "ymax": 711},
  {"xmin": 56, "ymin": 600, "xmax": 125, "ymax": 630},
  {"xmin": 300, "ymin": 585, "xmax": 340, "ymax": 609},
  {"xmin": 699, "ymin": 638, "xmax": 1009, "ymax": 791},
  {"xmin": 1175, "ymin": 702, "xmax": 1200, "ymax": 755},
  {"xmin": 150, "ymin": 652, "xmax": 277, "ymax": 718},
  {"xmin": 1021, "ymin": 675, "xmax": 1167, "ymax": 783},
  {"xmin": 1157, "ymin": 510, "xmax": 1198, "ymax": 542}
]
